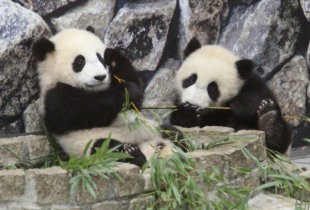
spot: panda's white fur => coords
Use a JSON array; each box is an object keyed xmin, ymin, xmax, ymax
[
  {"xmin": 35, "ymin": 28, "xmax": 174, "ymax": 165},
  {"xmin": 56, "ymin": 111, "xmax": 173, "ymax": 160},
  {"xmin": 37, "ymin": 29, "xmax": 109, "ymax": 114},
  {"xmin": 175, "ymin": 45, "xmax": 244, "ymax": 108},
  {"xmin": 171, "ymin": 39, "xmax": 291, "ymax": 154}
]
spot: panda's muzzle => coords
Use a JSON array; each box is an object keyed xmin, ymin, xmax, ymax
[{"xmin": 94, "ymin": 75, "xmax": 106, "ymax": 81}]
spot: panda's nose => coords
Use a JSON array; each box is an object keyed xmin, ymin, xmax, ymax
[{"xmin": 94, "ymin": 75, "xmax": 106, "ymax": 81}]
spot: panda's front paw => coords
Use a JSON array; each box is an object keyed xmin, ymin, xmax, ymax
[
  {"xmin": 121, "ymin": 143, "xmax": 147, "ymax": 167},
  {"xmin": 122, "ymin": 143, "xmax": 140, "ymax": 156},
  {"xmin": 257, "ymin": 99, "xmax": 278, "ymax": 117},
  {"xmin": 180, "ymin": 102, "xmax": 200, "ymax": 111},
  {"xmin": 179, "ymin": 102, "xmax": 201, "ymax": 118}
]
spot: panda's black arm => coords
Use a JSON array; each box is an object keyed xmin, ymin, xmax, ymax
[
  {"xmin": 199, "ymin": 109, "xmax": 232, "ymax": 127},
  {"xmin": 44, "ymin": 83, "xmax": 127, "ymax": 134},
  {"xmin": 228, "ymin": 75, "xmax": 276, "ymax": 122},
  {"xmin": 169, "ymin": 102, "xmax": 200, "ymax": 127},
  {"xmin": 111, "ymin": 70, "xmax": 144, "ymax": 109}
]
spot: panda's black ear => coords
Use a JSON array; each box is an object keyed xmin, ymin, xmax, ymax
[
  {"xmin": 184, "ymin": 37, "xmax": 201, "ymax": 59},
  {"xmin": 86, "ymin": 26, "xmax": 95, "ymax": 34},
  {"xmin": 104, "ymin": 48, "xmax": 128, "ymax": 68},
  {"xmin": 236, "ymin": 59, "xmax": 254, "ymax": 79},
  {"xmin": 32, "ymin": 38, "xmax": 55, "ymax": 61}
]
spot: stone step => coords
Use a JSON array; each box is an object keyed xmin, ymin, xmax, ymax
[{"xmin": 0, "ymin": 127, "xmax": 268, "ymax": 209}]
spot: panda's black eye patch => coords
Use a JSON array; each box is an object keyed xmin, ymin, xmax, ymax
[
  {"xmin": 207, "ymin": 81, "xmax": 220, "ymax": 101},
  {"xmin": 96, "ymin": 53, "xmax": 106, "ymax": 67},
  {"xmin": 182, "ymin": 73, "xmax": 197, "ymax": 88},
  {"xmin": 72, "ymin": 55, "xmax": 85, "ymax": 72}
]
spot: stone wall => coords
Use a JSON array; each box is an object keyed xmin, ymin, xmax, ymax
[
  {"xmin": 0, "ymin": 128, "xmax": 266, "ymax": 209},
  {"xmin": 0, "ymin": 0, "xmax": 309, "ymax": 147}
]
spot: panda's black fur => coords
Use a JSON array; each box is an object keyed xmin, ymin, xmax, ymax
[
  {"xmin": 170, "ymin": 38, "xmax": 291, "ymax": 154},
  {"xmin": 33, "ymin": 28, "xmax": 182, "ymax": 167}
]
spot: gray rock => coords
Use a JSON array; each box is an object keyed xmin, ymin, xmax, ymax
[
  {"xmin": 32, "ymin": 0, "xmax": 67, "ymax": 17},
  {"xmin": 301, "ymin": 0, "xmax": 310, "ymax": 21},
  {"xmin": 248, "ymin": 193, "xmax": 297, "ymax": 210},
  {"xmin": 268, "ymin": 56, "xmax": 309, "ymax": 127},
  {"xmin": 0, "ymin": 169, "xmax": 25, "ymax": 202},
  {"xmin": 307, "ymin": 81, "xmax": 310, "ymax": 106},
  {"xmin": 307, "ymin": 42, "xmax": 310, "ymax": 68},
  {"xmin": 0, "ymin": 0, "xmax": 51, "ymax": 133},
  {"xmin": 179, "ymin": 0, "xmax": 228, "ymax": 58},
  {"xmin": 142, "ymin": 59, "xmax": 179, "ymax": 119},
  {"xmin": 22, "ymin": 100, "xmax": 43, "ymax": 133},
  {"xmin": 228, "ymin": 0, "xmax": 259, "ymax": 4},
  {"xmin": 105, "ymin": 0, "xmax": 176, "ymax": 71},
  {"xmin": 220, "ymin": 0, "xmax": 300, "ymax": 78},
  {"xmin": 51, "ymin": 0, "xmax": 116, "ymax": 39},
  {"xmin": 12, "ymin": 0, "xmax": 33, "ymax": 10},
  {"xmin": 0, "ymin": 120, "xmax": 23, "ymax": 134}
]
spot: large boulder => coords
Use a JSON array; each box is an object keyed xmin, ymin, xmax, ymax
[
  {"xmin": 142, "ymin": 59, "xmax": 180, "ymax": 119},
  {"xmin": 32, "ymin": 0, "xmax": 68, "ymax": 17},
  {"xmin": 220, "ymin": 0, "xmax": 301, "ymax": 78},
  {"xmin": 0, "ymin": 0, "xmax": 51, "ymax": 134},
  {"xmin": 307, "ymin": 42, "xmax": 310, "ymax": 68},
  {"xmin": 268, "ymin": 56, "xmax": 309, "ymax": 127},
  {"xmin": 105, "ymin": 0, "xmax": 176, "ymax": 71},
  {"xmin": 308, "ymin": 82, "xmax": 310, "ymax": 106},
  {"xmin": 301, "ymin": 0, "xmax": 310, "ymax": 21},
  {"xmin": 179, "ymin": 0, "xmax": 228, "ymax": 58},
  {"xmin": 51, "ymin": 0, "xmax": 116, "ymax": 39}
]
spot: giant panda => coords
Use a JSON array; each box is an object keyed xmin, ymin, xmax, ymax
[
  {"xmin": 33, "ymin": 28, "xmax": 181, "ymax": 167},
  {"xmin": 170, "ymin": 38, "xmax": 291, "ymax": 154}
]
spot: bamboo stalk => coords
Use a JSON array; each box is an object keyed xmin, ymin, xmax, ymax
[{"xmin": 142, "ymin": 106, "xmax": 231, "ymax": 110}]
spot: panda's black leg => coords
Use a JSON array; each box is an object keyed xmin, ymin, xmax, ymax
[
  {"xmin": 122, "ymin": 144, "xmax": 147, "ymax": 168},
  {"xmin": 91, "ymin": 139, "xmax": 146, "ymax": 168},
  {"xmin": 257, "ymin": 99, "xmax": 291, "ymax": 154},
  {"xmin": 90, "ymin": 138, "xmax": 123, "ymax": 154}
]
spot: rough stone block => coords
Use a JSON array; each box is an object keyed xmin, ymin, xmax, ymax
[
  {"xmin": 248, "ymin": 193, "xmax": 297, "ymax": 210},
  {"xmin": 109, "ymin": 163, "xmax": 144, "ymax": 198},
  {"xmin": 230, "ymin": 130, "xmax": 267, "ymax": 161},
  {"xmin": 9, "ymin": 206, "xmax": 49, "ymax": 210},
  {"xmin": 92, "ymin": 200, "xmax": 129, "ymax": 210},
  {"xmin": 51, "ymin": 206, "xmax": 82, "ymax": 210},
  {"xmin": 0, "ymin": 137, "xmax": 27, "ymax": 167},
  {"xmin": 0, "ymin": 169, "xmax": 25, "ymax": 201},
  {"xmin": 28, "ymin": 167, "xmax": 70, "ymax": 204},
  {"xmin": 142, "ymin": 168, "xmax": 154, "ymax": 192},
  {"xmin": 188, "ymin": 150, "xmax": 227, "ymax": 173},
  {"xmin": 178, "ymin": 126, "xmax": 234, "ymax": 148},
  {"xmin": 129, "ymin": 195, "xmax": 155, "ymax": 210},
  {"xmin": 26, "ymin": 135, "xmax": 52, "ymax": 162},
  {"xmin": 75, "ymin": 175, "xmax": 110, "ymax": 204}
]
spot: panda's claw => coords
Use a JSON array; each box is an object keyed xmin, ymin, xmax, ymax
[
  {"xmin": 257, "ymin": 98, "xmax": 278, "ymax": 117},
  {"xmin": 122, "ymin": 143, "xmax": 139, "ymax": 155}
]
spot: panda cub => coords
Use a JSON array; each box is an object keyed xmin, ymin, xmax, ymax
[
  {"xmin": 170, "ymin": 38, "xmax": 291, "ymax": 154},
  {"xmin": 33, "ymin": 28, "xmax": 178, "ymax": 167}
]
